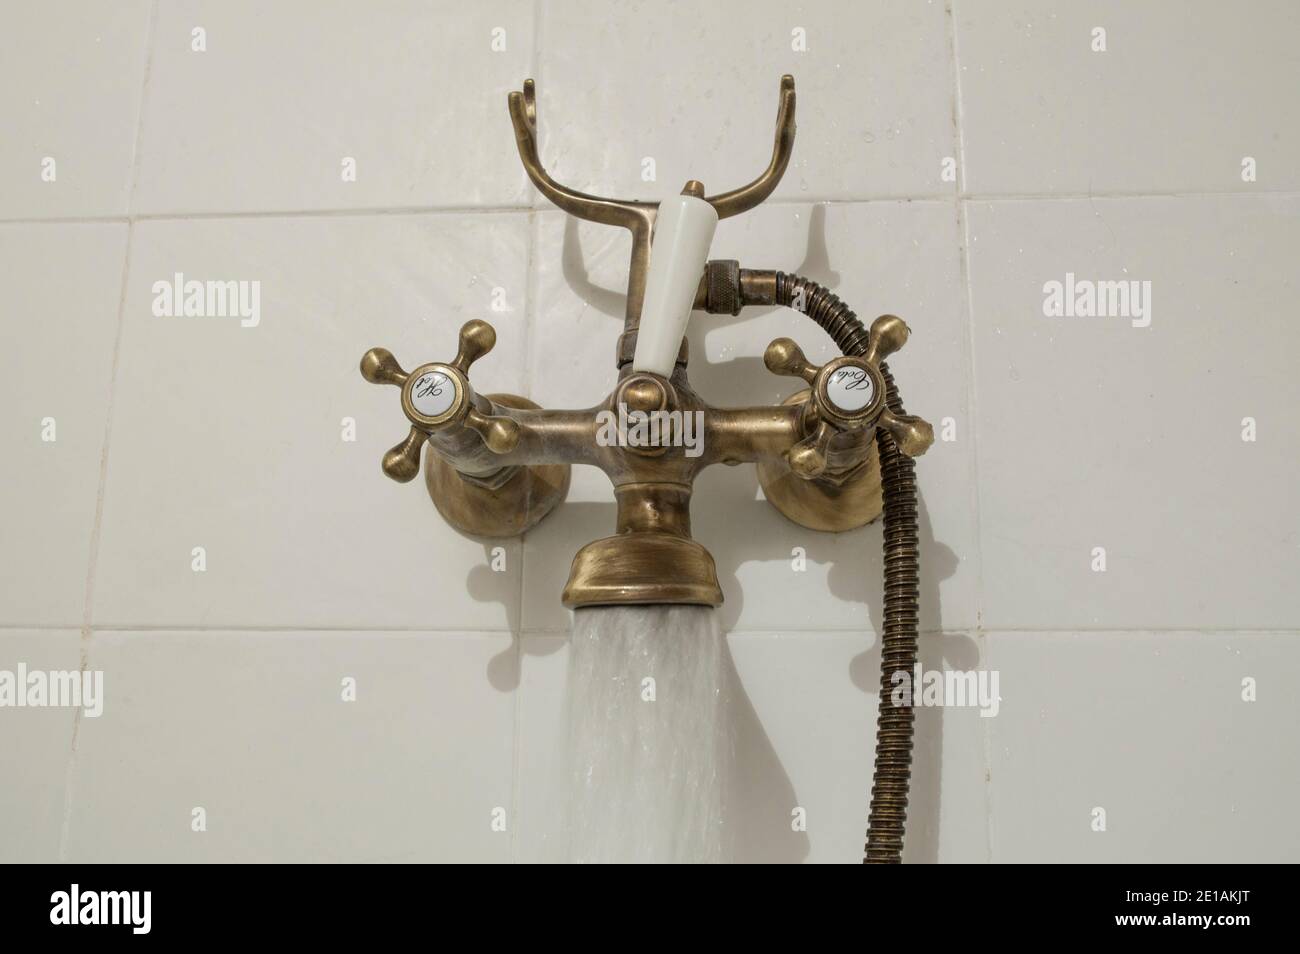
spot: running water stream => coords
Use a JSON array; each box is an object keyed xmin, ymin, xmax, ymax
[{"xmin": 565, "ymin": 605, "xmax": 732, "ymax": 863}]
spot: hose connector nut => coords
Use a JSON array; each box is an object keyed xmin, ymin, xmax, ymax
[{"xmin": 703, "ymin": 259, "xmax": 742, "ymax": 315}]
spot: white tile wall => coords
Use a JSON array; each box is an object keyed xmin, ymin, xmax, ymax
[
  {"xmin": 0, "ymin": 631, "xmax": 81, "ymax": 862},
  {"xmin": 0, "ymin": 1, "xmax": 152, "ymax": 218},
  {"xmin": 63, "ymin": 630, "xmax": 516, "ymax": 862},
  {"xmin": 132, "ymin": 0, "xmax": 536, "ymax": 214},
  {"xmin": 91, "ymin": 212, "xmax": 529, "ymax": 630},
  {"xmin": 534, "ymin": 0, "xmax": 956, "ymax": 202},
  {"xmin": 954, "ymin": 0, "xmax": 1300, "ymax": 195},
  {"xmin": 0, "ymin": 224, "xmax": 127, "ymax": 625},
  {"xmin": 2, "ymin": 0, "xmax": 1297, "ymax": 863},
  {"xmin": 968, "ymin": 195, "xmax": 1300, "ymax": 631},
  {"xmin": 985, "ymin": 631, "xmax": 1300, "ymax": 863}
]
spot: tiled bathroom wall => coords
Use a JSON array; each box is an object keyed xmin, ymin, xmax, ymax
[{"xmin": 2, "ymin": 0, "xmax": 1297, "ymax": 863}]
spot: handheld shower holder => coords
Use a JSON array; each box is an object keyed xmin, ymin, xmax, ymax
[{"xmin": 360, "ymin": 75, "xmax": 933, "ymax": 607}]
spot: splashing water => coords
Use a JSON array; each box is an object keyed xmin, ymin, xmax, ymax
[{"xmin": 565, "ymin": 605, "xmax": 732, "ymax": 864}]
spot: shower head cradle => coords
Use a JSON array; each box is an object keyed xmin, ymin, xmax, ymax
[{"xmin": 507, "ymin": 75, "xmax": 796, "ymax": 334}]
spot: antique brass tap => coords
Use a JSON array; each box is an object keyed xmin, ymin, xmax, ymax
[{"xmin": 360, "ymin": 75, "xmax": 933, "ymax": 607}]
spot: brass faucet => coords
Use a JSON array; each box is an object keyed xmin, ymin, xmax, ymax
[{"xmin": 360, "ymin": 75, "xmax": 933, "ymax": 608}]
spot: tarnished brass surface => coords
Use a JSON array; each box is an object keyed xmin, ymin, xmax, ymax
[
  {"xmin": 692, "ymin": 264, "xmax": 781, "ymax": 314},
  {"xmin": 359, "ymin": 77, "xmax": 934, "ymax": 607},
  {"xmin": 562, "ymin": 532, "xmax": 722, "ymax": 607},
  {"xmin": 361, "ymin": 320, "xmax": 521, "ymax": 483},
  {"xmin": 562, "ymin": 481, "xmax": 722, "ymax": 607},
  {"xmin": 757, "ymin": 395, "xmax": 884, "ymax": 532},
  {"xmin": 763, "ymin": 313, "xmax": 934, "ymax": 478},
  {"xmin": 362, "ymin": 314, "xmax": 925, "ymax": 603},
  {"xmin": 423, "ymin": 394, "xmax": 570, "ymax": 538}
]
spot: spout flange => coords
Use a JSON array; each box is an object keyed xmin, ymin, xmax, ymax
[{"xmin": 561, "ymin": 531, "xmax": 723, "ymax": 608}]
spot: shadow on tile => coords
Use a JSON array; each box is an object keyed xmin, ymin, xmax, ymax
[{"xmin": 723, "ymin": 638, "xmax": 810, "ymax": 863}]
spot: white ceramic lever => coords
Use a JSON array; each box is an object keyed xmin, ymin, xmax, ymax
[{"xmin": 631, "ymin": 193, "xmax": 718, "ymax": 377}]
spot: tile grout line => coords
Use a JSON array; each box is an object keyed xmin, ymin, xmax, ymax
[
  {"xmin": 6, "ymin": 622, "xmax": 1296, "ymax": 636},
  {"xmin": 959, "ymin": 188, "xmax": 1300, "ymax": 201},
  {"xmin": 961, "ymin": 202, "xmax": 996, "ymax": 862},
  {"xmin": 125, "ymin": 0, "xmax": 160, "ymax": 219},
  {"xmin": 12, "ymin": 624, "xmax": 537, "ymax": 635},
  {"xmin": 5, "ymin": 189, "xmax": 1299, "ymax": 228},
  {"xmin": 945, "ymin": 0, "xmax": 995, "ymax": 866},
  {"xmin": 75, "ymin": 0, "xmax": 157, "ymax": 652},
  {"xmin": 508, "ymin": 0, "xmax": 545, "ymax": 866},
  {"xmin": 59, "ymin": 0, "xmax": 159, "ymax": 863},
  {"xmin": 507, "ymin": 208, "xmax": 535, "ymax": 863},
  {"xmin": 978, "ymin": 630, "xmax": 995, "ymax": 863}
]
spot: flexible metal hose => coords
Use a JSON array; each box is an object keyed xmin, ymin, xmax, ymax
[{"xmin": 774, "ymin": 272, "xmax": 919, "ymax": 865}]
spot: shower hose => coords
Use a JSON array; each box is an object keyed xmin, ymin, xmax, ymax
[{"xmin": 774, "ymin": 272, "xmax": 920, "ymax": 865}]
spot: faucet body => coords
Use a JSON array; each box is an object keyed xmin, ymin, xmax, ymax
[{"xmin": 361, "ymin": 75, "xmax": 932, "ymax": 607}]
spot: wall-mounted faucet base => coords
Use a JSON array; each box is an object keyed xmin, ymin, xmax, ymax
[
  {"xmin": 758, "ymin": 447, "xmax": 883, "ymax": 532},
  {"xmin": 756, "ymin": 391, "xmax": 884, "ymax": 532},
  {"xmin": 422, "ymin": 394, "xmax": 570, "ymax": 538}
]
